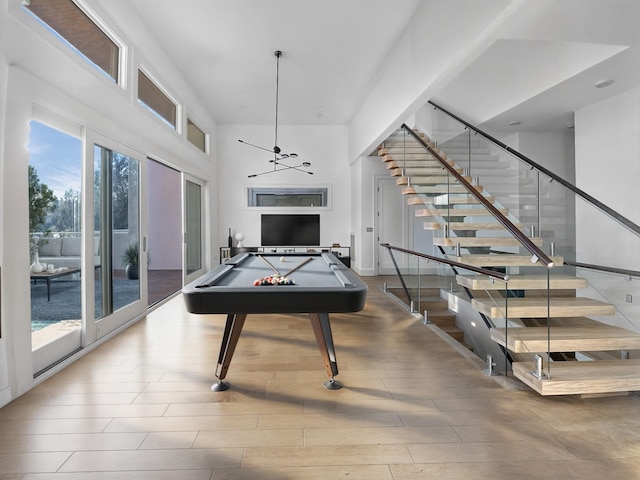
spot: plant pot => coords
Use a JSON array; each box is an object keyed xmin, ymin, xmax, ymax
[{"xmin": 125, "ymin": 263, "xmax": 139, "ymax": 280}]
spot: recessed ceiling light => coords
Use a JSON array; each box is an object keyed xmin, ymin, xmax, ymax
[
  {"xmin": 508, "ymin": 120, "xmax": 521, "ymax": 126},
  {"xmin": 595, "ymin": 80, "xmax": 614, "ymax": 89}
]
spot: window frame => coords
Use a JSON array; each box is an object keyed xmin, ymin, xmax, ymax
[
  {"xmin": 247, "ymin": 186, "xmax": 331, "ymax": 210},
  {"xmin": 186, "ymin": 116, "xmax": 209, "ymax": 153},
  {"xmin": 19, "ymin": 0, "xmax": 128, "ymax": 88},
  {"xmin": 137, "ymin": 67, "xmax": 181, "ymax": 132}
]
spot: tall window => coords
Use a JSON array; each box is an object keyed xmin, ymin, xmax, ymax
[
  {"xmin": 24, "ymin": 0, "xmax": 121, "ymax": 83},
  {"xmin": 138, "ymin": 70, "xmax": 177, "ymax": 129}
]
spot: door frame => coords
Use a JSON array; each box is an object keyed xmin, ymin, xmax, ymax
[
  {"xmin": 183, "ymin": 174, "xmax": 206, "ymax": 285},
  {"xmin": 85, "ymin": 130, "xmax": 148, "ymax": 343},
  {"xmin": 29, "ymin": 110, "xmax": 84, "ymax": 375}
]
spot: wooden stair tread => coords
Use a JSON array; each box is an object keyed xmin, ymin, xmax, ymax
[
  {"xmin": 457, "ymin": 274, "xmax": 587, "ymax": 290},
  {"xmin": 381, "ymin": 154, "xmax": 440, "ymax": 163},
  {"xmin": 415, "ymin": 207, "xmax": 509, "ymax": 217},
  {"xmin": 391, "ymin": 167, "xmax": 461, "ymax": 176},
  {"xmin": 446, "ymin": 254, "xmax": 564, "ymax": 267},
  {"xmin": 472, "ymin": 297, "xmax": 616, "ymax": 319},
  {"xmin": 402, "ymin": 185, "xmax": 477, "ymax": 194},
  {"xmin": 384, "ymin": 159, "xmax": 445, "ymax": 168},
  {"xmin": 391, "ymin": 172, "xmax": 472, "ymax": 185},
  {"xmin": 490, "ymin": 326, "xmax": 640, "ymax": 352},
  {"xmin": 512, "ymin": 359, "xmax": 640, "ymax": 396},
  {"xmin": 431, "ymin": 195, "xmax": 495, "ymax": 205},
  {"xmin": 434, "ymin": 236, "xmax": 543, "ymax": 247},
  {"xmin": 424, "ymin": 221, "xmax": 523, "ymax": 231}
]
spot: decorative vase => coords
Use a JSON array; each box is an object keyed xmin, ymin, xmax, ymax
[
  {"xmin": 235, "ymin": 232, "xmax": 245, "ymax": 248},
  {"xmin": 30, "ymin": 250, "xmax": 44, "ymax": 273}
]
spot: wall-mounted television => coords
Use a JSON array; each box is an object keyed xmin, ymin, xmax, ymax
[{"xmin": 261, "ymin": 214, "xmax": 320, "ymax": 246}]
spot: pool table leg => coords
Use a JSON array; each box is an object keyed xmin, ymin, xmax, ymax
[
  {"xmin": 309, "ymin": 313, "xmax": 342, "ymax": 390},
  {"xmin": 212, "ymin": 313, "xmax": 247, "ymax": 392}
]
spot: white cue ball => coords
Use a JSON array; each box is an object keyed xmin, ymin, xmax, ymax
[{"xmin": 280, "ymin": 256, "xmax": 286, "ymax": 262}]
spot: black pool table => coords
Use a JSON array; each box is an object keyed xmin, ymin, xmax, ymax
[{"xmin": 183, "ymin": 252, "xmax": 368, "ymax": 391}]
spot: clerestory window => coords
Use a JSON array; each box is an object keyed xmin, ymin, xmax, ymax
[
  {"xmin": 137, "ymin": 69, "xmax": 178, "ymax": 129},
  {"xmin": 24, "ymin": 0, "xmax": 122, "ymax": 84},
  {"xmin": 187, "ymin": 118, "xmax": 207, "ymax": 152}
]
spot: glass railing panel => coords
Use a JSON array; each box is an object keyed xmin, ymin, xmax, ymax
[
  {"xmin": 574, "ymin": 267, "xmax": 640, "ymax": 336},
  {"xmin": 378, "ymin": 247, "xmax": 450, "ymax": 314},
  {"xmin": 428, "ymin": 107, "xmax": 470, "ymax": 160}
]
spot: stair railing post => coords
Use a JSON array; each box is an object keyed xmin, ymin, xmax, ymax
[
  {"xmin": 402, "ymin": 125, "xmax": 407, "ymax": 180},
  {"xmin": 466, "ymin": 127, "xmax": 472, "ymax": 176},
  {"xmin": 531, "ymin": 354, "xmax": 549, "ymax": 380}
]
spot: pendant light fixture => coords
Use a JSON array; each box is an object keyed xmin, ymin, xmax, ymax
[{"xmin": 240, "ymin": 50, "xmax": 313, "ymax": 178}]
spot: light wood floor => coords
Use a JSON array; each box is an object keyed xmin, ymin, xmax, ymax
[{"xmin": 2, "ymin": 275, "xmax": 640, "ymax": 479}]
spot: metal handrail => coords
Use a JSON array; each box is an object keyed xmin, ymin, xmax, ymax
[
  {"xmin": 380, "ymin": 243, "xmax": 510, "ymax": 281},
  {"xmin": 400, "ymin": 124, "xmax": 555, "ymax": 268},
  {"xmin": 428, "ymin": 100, "xmax": 640, "ymax": 237},
  {"xmin": 565, "ymin": 260, "xmax": 640, "ymax": 279}
]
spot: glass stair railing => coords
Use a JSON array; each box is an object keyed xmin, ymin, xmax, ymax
[{"xmin": 377, "ymin": 115, "xmax": 640, "ymax": 396}]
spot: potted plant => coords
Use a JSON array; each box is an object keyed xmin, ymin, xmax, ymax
[{"xmin": 122, "ymin": 242, "xmax": 140, "ymax": 280}]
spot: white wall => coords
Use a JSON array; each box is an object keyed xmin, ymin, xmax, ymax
[
  {"xmin": 576, "ymin": 88, "xmax": 640, "ymax": 225},
  {"xmin": 575, "ymin": 88, "xmax": 640, "ymax": 271},
  {"xmin": 217, "ymin": 124, "xmax": 350, "ymax": 257},
  {"xmin": 517, "ymin": 131, "xmax": 575, "ymax": 181}
]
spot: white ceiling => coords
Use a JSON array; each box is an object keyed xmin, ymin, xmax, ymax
[{"xmin": 89, "ymin": 0, "xmax": 640, "ymax": 133}]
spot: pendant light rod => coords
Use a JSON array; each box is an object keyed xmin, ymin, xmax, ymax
[
  {"xmin": 241, "ymin": 49, "xmax": 313, "ymax": 177},
  {"xmin": 274, "ymin": 50, "xmax": 281, "ymax": 154}
]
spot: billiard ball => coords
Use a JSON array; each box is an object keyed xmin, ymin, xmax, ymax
[{"xmin": 280, "ymin": 256, "xmax": 286, "ymax": 262}]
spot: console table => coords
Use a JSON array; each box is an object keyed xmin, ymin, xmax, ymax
[{"xmin": 220, "ymin": 246, "xmax": 351, "ymax": 267}]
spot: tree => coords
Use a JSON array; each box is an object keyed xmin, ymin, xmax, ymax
[
  {"xmin": 28, "ymin": 165, "xmax": 57, "ymax": 232},
  {"xmin": 49, "ymin": 188, "xmax": 80, "ymax": 232}
]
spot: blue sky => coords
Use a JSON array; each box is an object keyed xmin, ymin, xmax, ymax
[{"xmin": 28, "ymin": 121, "xmax": 82, "ymax": 198}]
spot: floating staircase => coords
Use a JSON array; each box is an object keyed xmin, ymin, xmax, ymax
[{"xmin": 378, "ymin": 128, "xmax": 640, "ymax": 396}]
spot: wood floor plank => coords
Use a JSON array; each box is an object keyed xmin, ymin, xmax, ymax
[{"xmin": 1, "ymin": 275, "xmax": 638, "ymax": 479}]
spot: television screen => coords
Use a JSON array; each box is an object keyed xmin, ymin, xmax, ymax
[{"xmin": 261, "ymin": 214, "xmax": 320, "ymax": 246}]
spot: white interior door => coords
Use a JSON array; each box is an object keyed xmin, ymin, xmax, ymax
[{"xmin": 376, "ymin": 176, "xmax": 408, "ymax": 275}]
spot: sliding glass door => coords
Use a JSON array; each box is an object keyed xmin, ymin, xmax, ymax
[
  {"xmin": 184, "ymin": 176, "xmax": 205, "ymax": 284},
  {"xmin": 93, "ymin": 141, "xmax": 145, "ymax": 339},
  {"xmin": 147, "ymin": 159, "xmax": 182, "ymax": 305},
  {"xmin": 28, "ymin": 118, "xmax": 83, "ymax": 374}
]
